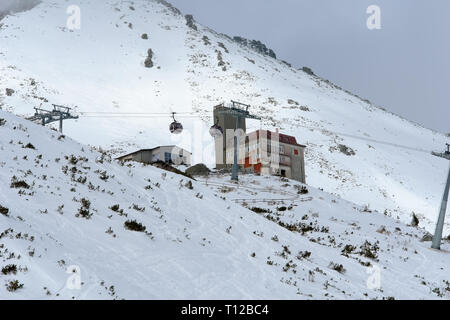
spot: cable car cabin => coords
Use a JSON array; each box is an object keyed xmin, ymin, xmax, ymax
[
  {"xmin": 209, "ymin": 124, "xmax": 223, "ymax": 138},
  {"xmin": 169, "ymin": 121, "xmax": 183, "ymax": 134}
]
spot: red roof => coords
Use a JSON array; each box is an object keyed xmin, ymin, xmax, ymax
[{"xmin": 246, "ymin": 130, "xmax": 306, "ymax": 147}]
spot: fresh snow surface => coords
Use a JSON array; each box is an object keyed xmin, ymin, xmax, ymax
[
  {"xmin": 0, "ymin": 109, "xmax": 449, "ymax": 300},
  {"xmin": 0, "ymin": 0, "xmax": 448, "ymax": 235}
]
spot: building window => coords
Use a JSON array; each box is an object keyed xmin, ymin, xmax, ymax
[
  {"xmin": 279, "ymin": 145, "xmax": 284, "ymax": 154},
  {"xmin": 294, "ymin": 149, "xmax": 299, "ymax": 155},
  {"xmin": 164, "ymin": 152, "xmax": 172, "ymax": 163}
]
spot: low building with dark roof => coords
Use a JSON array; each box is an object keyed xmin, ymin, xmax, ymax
[{"xmin": 116, "ymin": 146, "xmax": 191, "ymax": 166}]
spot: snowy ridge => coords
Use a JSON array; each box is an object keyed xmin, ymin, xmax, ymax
[{"xmin": 0, "ymin": 109, "xmax": 449, "ymax": 299}]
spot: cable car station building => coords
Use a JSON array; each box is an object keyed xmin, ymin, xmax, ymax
[
  {"xmin": 213, "ymin": 103, "xmax": 306, "ymax": 183},
  {"xmin": 241, "ymin": 130, "xmax": 306, "ymax": 183}
]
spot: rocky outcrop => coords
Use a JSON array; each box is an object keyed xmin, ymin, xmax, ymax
[
  {"xmin": 232, "ymin": 36, "xmax": 276, "ymax": 59},
  {"xmin": 185, "ymin": 14, "xmax": 197, "ymax": 31},
  {"xmin": 155, "ymin": 0, "xmax": 181, "ymax": 15},
  {"xmin": 185, "ymin": 164, "xmax": 211, "ymax": 177},
  {"xmin": 302, "ymin": 66, "xmax": 315, "ymax": 76}
]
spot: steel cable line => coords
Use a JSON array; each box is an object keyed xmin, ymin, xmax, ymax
[{"xmin": 76, "ymin": 111, "xmax": 444, "ymax": 154}]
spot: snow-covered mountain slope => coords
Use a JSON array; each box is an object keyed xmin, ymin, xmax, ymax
[
  {"xmin": 0, "ymin": 109, "xmax": 449, "ymax": 300},
  {"xmin": 0, "ymin": 0, "xmax": 448, "ymax": 235}
]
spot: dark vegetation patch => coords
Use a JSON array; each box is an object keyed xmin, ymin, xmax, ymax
[
  {"xmin": 144, "ymin": 48, "xmax": 154, "ymax": 68},
  {"xmin": 359, "ymin": 240, "xmax": 379, "ymax": 260},
  {"xmin": 77, "ymin": 198, "xmax": 92, "ymax": 219},
  {"xmin": 132, "ymin": 204, "xmax": 145, "ymax": 212},
  {"xmin": 23, "ymin": 143, "xmax": 35, "ymax": 149},
  {"xmin": 257, "ymin": 211, "xmax": 328, "ymax": 235},
  {"xmin": 296, "ymin": 250, "xmax": 311, "ymax": 260},
  {"xmin": 0, "ymin": 204, "xmax": 9, "ymax": 216},
  {"xmin": 5, "ymin": 280, "xmax": 23, "ymax": 292},
  {"xmin": 10, "ymin": 176, "xmax": 30, "ymax": 189},
  {"xmin": 250, "ymin": 207, "xmax": 272, "ymax": 214},
  {"xmin": 329, "ymin": 262, "xmax": 346, "ymax": 274},
  {"xmin": 410, "ymin": 212, "xmax": 419, "ymax": 227},
  {"xmin": 341, "ymin": 244, "xmax": 356, "ymax": 256},
  {"xmin": 1, "ymin": 264, "xmax": 17, "ymax": 275},
  {"xmin": 337, "ymin": 144, "xmax": 356, "ymax": 156},
  {"xmin": 124, "ymin": 220, "xmax": 146, "ymax": 232},
  {"xmin": 295, "ymin": 185, "xmax": 309, "ymax": 194}
]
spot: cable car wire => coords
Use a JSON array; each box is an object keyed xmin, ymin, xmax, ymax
[{"xmin": 75, "ymin": 110, "xmax": 445, "ymax": 154}]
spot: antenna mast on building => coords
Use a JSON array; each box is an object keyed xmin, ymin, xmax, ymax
[
  {"xmin": 430, "ymin": 143, "xmax": 450, "ymax": 250},
  {"xmin": 217, "ymin": 101, "xmax": 261, "ymax": 181}
]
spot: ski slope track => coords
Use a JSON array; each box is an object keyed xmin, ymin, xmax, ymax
[
  {"xmin": 0, "ymin": 109, "xmax": 449, "ymax": 299},
  {"xmin": 0, "ymin": 0, "xmax": 449, "ymax": 299}
]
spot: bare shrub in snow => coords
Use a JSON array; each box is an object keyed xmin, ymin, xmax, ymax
[
  {"xmin": 296, "ymin": 250, "xmax": 311, "ymax": 260},
  {"xmin": 359, "ymin": 240, "xmax": 379, "ymax": 260},
  {"xmin": 329, "ymin": 262, "xmax": 346, "ymax": 274},
  {"xmin": 124, "ymin": 220, "xmax": 146, "ymax": 232},
  {"xmin": 337, "ymin": 144, "xmax": 356, "ymax": 156},
  {"xmin": 10, "ymin": 176, "xmax": 30, "ymax": 189},
  {"xmin": 410, "ymin": 212, "xmax": 419, "ymax": 227},
  {"xmin": 0, "ymin": 204, "xmax": 9, "ymax": 216},
  {"xmin": 23, "ymin": 143, "xmax": 35, "ymax": 149},
  {"xmin": 5, "ymin": 280, "xmax": 23, "ymax": 292},
  {"xmin": 341, "ymin": 244, "xmax": 356, "ymax": 256},
  {"xmin": 250, "ymin": 207, "xmax": 272, "ymax": 214},
  {"xmin": 1, "ymin": 264, "xmax": 17, "ymax": 275},
  {"xmin": 77, "ymin": 198, "xmax": 92, "ymax": 219},
  {"xmin": 144, "ymin": 49, "xmax": 154, "ymax": 68},
  {"xmin": 132, "ymin": 204, "xmax": 145, "ymax": 212}
]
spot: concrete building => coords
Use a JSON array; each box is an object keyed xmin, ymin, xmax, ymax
[
  {"xmin": 116, "ymin": 146, "xmax": 191, "ymax": 166},
  {"xmin": 239, "ymin": 130, "xmax": 306, "ymax": 183},
  {"xmin": 213, "ymin": 103, "xmax": 246, "ymax": 169}
]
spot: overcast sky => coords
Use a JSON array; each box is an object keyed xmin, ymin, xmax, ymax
[{"xmin": 171, "ymin": 0, "xmax": 450, "ymax": 134}]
